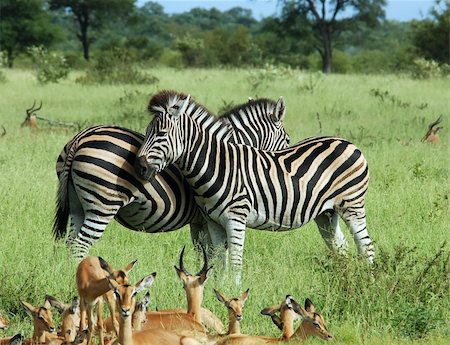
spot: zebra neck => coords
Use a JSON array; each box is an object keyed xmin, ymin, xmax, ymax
[{"xmin": 177, "ymin": 113, "xmax": 231, "ymax": 174}]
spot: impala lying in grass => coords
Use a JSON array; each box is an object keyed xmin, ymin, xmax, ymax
[
  {"xmin": 262, "ymin": 297, "xmax": 332, "ymax": 342},
  {"xmin": 45, "ymin": 295, "xmax": 81, "ymax": 342},
  {"xmin": 144, "ymin": 246, "xmax": 223, "ymax": 335},
  {"xmin": 108, "ymin": 273, "xmax": 201, "ymax": 345}
]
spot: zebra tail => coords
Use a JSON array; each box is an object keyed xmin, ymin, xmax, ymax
[{"xmin": 53, "ymin": 141, "xmax": 76, "ymax": 241}]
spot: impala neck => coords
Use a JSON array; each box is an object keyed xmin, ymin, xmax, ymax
[
  {"xmin": 227, "ymin": 315, "xmax": 240, "ymax": 335},
  {"xmin": 32, "ymin": 328, "xmax": 47, "ymax": 344},
  {"xmin": 280, "ymin": 310, "xmax": 296, "ymax": 340},
  {"xmin": 186, "ymin": 287, "xmax": 203, "ymax": 321},
  {"xmin": 118, "ymin": 316, "xmax": 133, "ymax": 345}
]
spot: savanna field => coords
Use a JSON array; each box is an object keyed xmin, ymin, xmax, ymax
[{"xmin": 0, "ymin": 68, "xmax": 448, "ymax": 344}]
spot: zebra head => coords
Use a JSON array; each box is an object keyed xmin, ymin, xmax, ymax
[
  {"xmin": 135, "ymin": 91, "xmax": 191, "ymax": 180},
  {"xmin": 220, "ymin": 95, "xmax": 290, "ymax": 151}
]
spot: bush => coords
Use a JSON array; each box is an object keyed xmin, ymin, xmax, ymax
[
  {"xmin": 76, "ymin": 48, "xmax": 159, "ymax": 85},
  {"xmin": 411, "ymin": 58, "xmax": 446, "ymax": 79},
  {"xmin": 311, "ymin": 242, "xmax": 450, "ymax": 339},
  {"xmin": 28, "ymin": 46, "xmax": 70, "ymax": 84}
]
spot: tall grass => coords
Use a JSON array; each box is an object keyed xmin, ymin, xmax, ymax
[{"xmin": 0, "ymin": 68, "xmax": 448, "ymax": 344}]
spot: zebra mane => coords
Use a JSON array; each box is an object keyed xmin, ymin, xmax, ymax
[
  {"xmin": 148, "ymin": 90, "xmax": 232, "ymax": 139},
  {"xmin": 219, "ymin": 98, "xmax": 277, "ymax": 121}
]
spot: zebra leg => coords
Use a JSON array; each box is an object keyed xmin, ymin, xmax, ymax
[
  {"xmin": 341, "ymin": 205, "xmax": 375, "ymax": 263},
  {"xmin": 189, "ymin": 209, "xmax": 212, "ymax": 253},
  {"xmin": 224, "ymin": 219, "xmax": 247, "ymax": 287},
  {"xmin": 314, "ymin": 211, "xmax": 348, "ymax": 254},
  {"xmin": 69, "ymin": 212, "xmax": 115, "ymax": 260},
  {"xmin": 207, "ymin": 220, "xmax": 228, "ymax": 266}
]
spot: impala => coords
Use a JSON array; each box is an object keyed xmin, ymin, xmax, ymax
[
  {"xmin": 108, "ymin": 273, "xmax": 201, "ymax": 345},
  {"xmin": 76, "ymin": 256, "xmax": 137, "ymax": 345}
]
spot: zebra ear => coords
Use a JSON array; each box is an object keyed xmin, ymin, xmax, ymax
[
  {"xmin": 273, "ymin": 96, "xmax": 286, "ymax": 122},
  {"xmin": 175, "ymin": 94, "xmax": 190, "ymax": 118}
]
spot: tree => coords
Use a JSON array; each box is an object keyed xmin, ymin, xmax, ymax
[
  {"xmin": 48, "ymin": 0, "xmax": 135, "ymax": 60},
  {"xmin": 281, "ymin": 0, "xmax": 386, "ymax": 73},
  {"xmin": 411, "ymin": 0, "xmax": 449, "ymax": 64},
  {"xmin": 0, "ymin": 0, "xmax": 59, "ymax": 67}
]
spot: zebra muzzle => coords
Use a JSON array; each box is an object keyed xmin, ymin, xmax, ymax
[{"xmin": 135, "ymin": 156, "xmax": 158, "ymax": 180}]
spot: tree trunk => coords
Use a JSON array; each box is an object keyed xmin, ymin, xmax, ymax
[
  {"xmin": 80, "ymin": 28, "xmax": 90, "ymax": 60},
  {"xmin": 76, "ymin": 4, "xmax": 90, "ymax": 60},
  {"xmin": 321, "ymin": 29, "xmax": 332, "ymax": 73},
  {"xmin": 6, "ymin": 49, "xmax": 14, "ymax": 68}
]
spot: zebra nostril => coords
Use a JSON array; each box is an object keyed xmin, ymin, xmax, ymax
[{"xmin": 135, "ymin": 156, "xmax": 149, "ymax": 178}]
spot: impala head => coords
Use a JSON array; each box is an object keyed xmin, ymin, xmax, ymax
[
  {"xmin": 21, "ymin": 299, "xmax": 56, "ymax": 334},
  {"xmin": 421, "ymin": 115, "xmax": 443, "ymax": 144},
  {"xmin": 109, "ymin": 273, "xmax": 156, "ymax": 320},
  {"xmin": 98, "ymin": 257, "xmax": 137, "ymax": 284},
  {"xmin": 135, "ymin": 90, "xmax": 191, "ymax": 180},
  {"xmin": 45, "ymin": 295, "xmax": 80, "ymax": 341},
  {"xmin": 298, "ymin": 298, "xmax": 332, "ymax": 341},
  {"xmin": 132, "ymin": 292, "xmax": 150, "ymax": 330},
  {"xmin": 214, "ymin": 288, "xmax": 249, "ymax": 322},
  {"xmin": 21, "ymin": 100, "xmax": 42, "ymax": 128},
  {"xmin": 221, "ymin": 96, "xmax": 290, "ymax": 150},
  {"xmin": 174, "ymin": 246, "xmax": 212, "ymax": 291},
  {"xmin": 263, "ymin": 297, "xmax": 332, "ymax": 341}
]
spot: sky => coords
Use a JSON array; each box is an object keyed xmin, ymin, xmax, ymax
[{"xmin": 145, "ymin": 0, "xmax": 436, "ymax": 22}]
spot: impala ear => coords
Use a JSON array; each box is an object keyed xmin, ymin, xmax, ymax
[
  {"xmin": 175, "ymin": 94, "xmax": 190, "ymax": 118},
  {"xmin": 45, "ymin": 295, "xmax": 65, "ymax": 314},
  {"xmin": 135, "ymin": 272, "xmax": 157, "ymax": 294},
  {"xmin": 21, "ymin": 301, "xmax": 36, "ymax": 316},
  {"xmin": 214, "ymin": 289, "xmax": 228, "ymax": 304},
  {"xmin": 241, "ymin": 288, "xmax": 250, "ymax": 304},
  {"xmin": 273, "ymin": 96, "xmax": 286, "ymax": 122}
]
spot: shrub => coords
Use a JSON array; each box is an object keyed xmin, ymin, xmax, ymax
[
  {"xmin": 28, "ymin": 46, "xmax": 70, "ymax": 84},
  {"xmin": 411, "ymin": 58, "xmax": 446, "ymax": 79},
  {"xmin": 76, "ymin": 48, "xmax": 159, "ymax": 85}
]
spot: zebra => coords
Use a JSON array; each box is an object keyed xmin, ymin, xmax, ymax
[
  {"xmin": 53, "ymin": 96, "xmax": 290, "ymax": 259},
  {"xmin": 135, "ymin": 90, "xmax": 375, "ymax": 284}
]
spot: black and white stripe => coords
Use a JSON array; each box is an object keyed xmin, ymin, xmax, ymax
[
  {"xmin": 136, "ymin": 91, "xmax": 375, "ymax": 282},
  {"xmin": 53, "ymin": 97, "xmax": 290, "ymax": 259}
]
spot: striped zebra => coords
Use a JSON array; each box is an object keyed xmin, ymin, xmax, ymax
[
  {"xmin": 53, "ymin": 96, "xmax": 290, "ymax": 259},
  {"xmin": 135, "ymin": 90, "xmax": 375, "ymax": 283}
]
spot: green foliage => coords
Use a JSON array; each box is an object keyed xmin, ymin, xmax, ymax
[
  {"xmin": 312, "ymin": 243, "xmax": 449, "ymax": 339},
  {"xmin": 28, "ymin": 46, "xmax": 70, "ymax": 84},
  {"xmin": 280, "ymin": 0, "xmax": 387, "ymax": 72},
  {"xmin": 111, "ymin": 89, "xmax": 149, "ymax": 131},
  {"xmin": 411, "ymin": 0, "xmax": 450, "ymax": 65},
  {"xmin": 246, "ymin": 63, "xmax": 294, "ymax": 92},
  {"xmin": 0, "ymin": 71, "xmax": 6, "ymax": 84},
  {"xmin": 76, "ymin": 48, "xmax": 159, "ymax": 85},
  {"xmin": 410, "ymin": 58, "xmax": 448, "ymax": 79},
  {"xmin": 48, "ymin": 0, "xmax": 135, "ymax": 60},
  {"xmin": 0, "ymin": 0, "xmax": 60, "ymax": 67}
]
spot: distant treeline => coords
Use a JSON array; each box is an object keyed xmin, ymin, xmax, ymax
[{"xmin": 0, "ymin": 0, "xmax": 448, "ymax": 74}]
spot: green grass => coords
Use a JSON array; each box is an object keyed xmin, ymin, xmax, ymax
[{"xmin": 0, "ymin": 68, "xmax": 448, "ymax": 344}]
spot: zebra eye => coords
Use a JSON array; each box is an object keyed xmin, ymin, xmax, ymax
[{"xmin": 172, "ymin": 105, "xmax": 179, "ymax": 110}]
